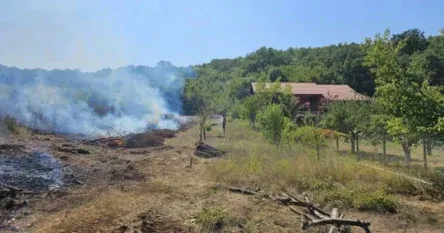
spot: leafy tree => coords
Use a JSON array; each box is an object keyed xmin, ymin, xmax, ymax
[
  {"xmin": 365, "ymin": 29, "xmax": 444, "ymax": 167},
  {"xmin": 240, "ymin": 94, "xmax": 270, "ymax": 128},
  {"xmin": 322, "ymin": 100, "xmax": 371, "ymax": 155},
  {"xmin": 269, "ymin": 68, "xmax": 288, "ymax": 82},
  {"xmin": 184, "ymin": 78, "xmax": 212, "ymax": 142},
  {"xmin": 391, "ymin": 29, "xmax": 429, "ymax": 56},
  {"xmin": 367, "ymin": 114, "xmax": 390, "ymax": 158},
  {"xmin": 418, "ymin": 34, "xmax": 444, "ymax": 86},
  {"xmin": 293, "ymin": 126, "xmax": 328, "ymax": 161},
  {"xmin": 256, "ymin": 104, "xmax": 286, "ymax": 144},
  {"xmin": 281, "ymin": 119, "xmax": 298, "ymax": 146}
]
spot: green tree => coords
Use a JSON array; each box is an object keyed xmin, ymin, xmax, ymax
[
  {"xmin": 322, "ymin": 100, "xmax": 371, "ymax": 155},
  {"xmin": 269, "ymin": 68, "xmax": 288, "ymax": 82},
  {"xmin": 364, "ymin": 29, "xmax": 444, "ymax": 167},
  {"xmin": 240, "ymin": 94, "xmax": 270, "ymax": 128},
  {"xmin": 184, "ymin": 78, "xmax": 212, "ymax": 142},
  {"xmin": 256, "ymin": 104, "xmax": 286, "ymax": 144},
  {"xmin": 293, "ymin": 126, "xmax": 328, "ymax": 161},
  {"xmin": 391, "ymin": 29, "xmax": 429, "ymax": 56}
]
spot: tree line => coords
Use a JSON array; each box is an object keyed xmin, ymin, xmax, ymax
[{"xmin": 184, "ymin": 28, "xmax": 444, "ymax": 171}]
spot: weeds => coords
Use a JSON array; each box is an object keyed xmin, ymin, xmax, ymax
[
  {"xmin": 356, "ymin": 191, "xmax": 398, "ymax": 213},
  {"xmin": 195, "ymin": 206, "xmax": 228, "ymax": 231},
  {"xmin": 206, "ymin": 120, "xmax": 441, "ymax": 214}
]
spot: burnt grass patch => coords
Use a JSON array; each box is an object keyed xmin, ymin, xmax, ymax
[{"xmin": 125, "ymin": 129, "xmax": 176, "ymax": 149}]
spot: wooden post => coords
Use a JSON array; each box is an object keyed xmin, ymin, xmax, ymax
[
  {"xmin": 382, "ymin": 133, "xmax": 386, "ymax": 156},
  {"xmin": 356, "ymin": 133, "xmax": 360, "ymax": 153},
  {"xmin": 350, "ymin": 135, "xmax": 355, "ymax": 154},
  {"xmin": 427, "ymin": 139, "xmax": 432, "ymax": 156},
  {"xmin": 336, "ymin": 138, "xmax": 339, "ymax": 150},
  {"xmin": 423, "ymin": 136, "xmax": 428, "ymax": 172},
  {"xmin": 316, "ymin": 141, "xmax": 320, "ymax": 162}
]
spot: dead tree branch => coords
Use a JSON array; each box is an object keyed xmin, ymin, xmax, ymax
[
  {"xmin": 228, "ymin": 187, "xmax": 257, "ymax": 195},
  {"xmin": 229, "ymin": 187, "xmax": 371, "ymax": 233}
]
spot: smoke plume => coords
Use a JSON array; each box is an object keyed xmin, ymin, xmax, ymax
[{"xmin": 0, "ymin": 62, "xmax": 194, "ymax": 136}]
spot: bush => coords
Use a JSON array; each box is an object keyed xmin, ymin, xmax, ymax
[
  {"xmin": 195, "ymin": 206, "xmax": 228, "ymax": 231},
  {"xmin": 356, "ymin": 191, "xmax": 398, "ymax": 213},
  {"xmin": 281, "ymin": 119, "xmax": 298, "ymax": 145},
  {"xmin": 230, "ymin": 100, "xmax": 243, "ymax": 119},
  {"xmin": 3, "ymin": 116, "xmax": 19, "ymax": 133},
  {"xmin": 256, "ymin": 104, "xmax": 286, "ymax": 144},
  {"xmin": 321, "ymin": 189, "xmax": 355, "ymax": 209},
  {"xmin": 386, "ymin": 177, "xmax": 418, "ymax": 195},
  {"xmin": 241, "ymin": 94, "xmax": 270, "ymax": 126}
]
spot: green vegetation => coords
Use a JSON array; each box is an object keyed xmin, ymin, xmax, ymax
[
  {"xmin": 256, "ymin": 104, "xmax": 286, "ymax": 144},
  {"xmin": 364, "ymin": 29, "xmax": 444, "ymax": 168},
  {"xmin": 195, "ymin": 206, "xmax": 229, "ymax": 231},
  {"xmin": 207, "ymin": 120, "xmax": 417, "ymax": 213},
  {"xmin": 183, "ymin": 28, "xmax": 444, "ymax": 222},
  {"xmin": 184, "ymin": 28, "xmax": 444, "ymax": 172}
]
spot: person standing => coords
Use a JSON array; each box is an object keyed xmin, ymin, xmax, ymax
[{"xmin": 222, "ymin": 114, "xmax": 226, "ymax": 134}]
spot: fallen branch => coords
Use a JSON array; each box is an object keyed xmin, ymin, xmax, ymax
[
  {"xmin": 229, "ymin": 187, "xmax": 371, "ymax": 233},
  {"xmin": 228, "ymin": 187, "xmax": 257, "ymax": 195},
  {"xmin": 328, "ymin": 208, "xmax": 338, "ymax": 233},
  {"xmin": 304, "ymin": 218, "xmax": 370, "ymax": 233}
]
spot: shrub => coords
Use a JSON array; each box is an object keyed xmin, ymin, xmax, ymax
[
  {"xmin": 281, "ymin": 119, "xmax": 298, "ymax": 145},
  {"xmin": 195, "ymin": 206, "xmax": 228, "ymax": 231},
  {"xmin": 256, "ymin": 104, "xmax": 286, "ymax": 144},
  {"xmin": 386, "ymin": 177, "xmax": 418, "ymax": 195},
  {"xmin": 294, "ymin": 126, "xmax": 328, "ymax": 160},
  {"xmin": 320, "ymin": 189, "xmax": 355, "ymax": 209},
  {"xmin": 356, "ymin": 190, "xmax": 398, "ymax": 213},
  {"xmin": 241, "ymin": 94, "xmax": 270, "ymax": 126},
  {"xmin": 3, "ymin": 116, "xmax": 19, "ymax": 133}
]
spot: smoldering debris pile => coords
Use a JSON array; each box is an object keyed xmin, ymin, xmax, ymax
[
  {"xmin": 193, "ymin": 142, "xmax": 225, "ymax": 158},
  {"xmin": 125, "ymin": 129, "xmax": 176, "ymax": 148},
  {"xmin": 84, "ymin": 129, "xmax": 177, "ymax": 149}
]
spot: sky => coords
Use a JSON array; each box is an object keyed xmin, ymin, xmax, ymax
[{"xmin": 0, "ymin": 0, "xmax": 443, "ymax": 71}]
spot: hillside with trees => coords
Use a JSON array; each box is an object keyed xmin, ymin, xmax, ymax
[
  {"xmin": 185, "ymin": 28, "xmax": 444, "ymax": 171},
  {"xmin": 184, "ymin": 28, "xmax": 443, "ymax": 114}
]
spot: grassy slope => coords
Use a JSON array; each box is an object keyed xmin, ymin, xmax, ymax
[{"xmin": 205, "ymin": 119, "xmax": 444, "ymax": 232}]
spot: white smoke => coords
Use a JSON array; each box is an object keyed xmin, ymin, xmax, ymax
[{"xmin": 0, "ymin": 63, "xmax": 194, "ymax": 136}]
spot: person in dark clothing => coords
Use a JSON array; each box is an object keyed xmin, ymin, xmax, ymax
[{"xmin": 222, "ymin": 115, "xmax": 226, "ymax": 134}]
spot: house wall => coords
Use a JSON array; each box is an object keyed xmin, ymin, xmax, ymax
[{"xmin": 295, "ymin": 94, "xmax": 324, "ymax": 111}]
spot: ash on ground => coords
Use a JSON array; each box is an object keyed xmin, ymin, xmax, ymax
[{"xmin": 0, "ymin": 151, "xmax": 64, "ymax": 191}]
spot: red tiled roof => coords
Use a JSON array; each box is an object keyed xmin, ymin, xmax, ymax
[{"xmin": 251, "ymin": 82, "xmax": 370, "ymax": 100}]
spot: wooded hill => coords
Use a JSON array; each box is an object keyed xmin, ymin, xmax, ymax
[{"xmin": 183, "ymin": 28, "xmax": 444, "ymax": 115}]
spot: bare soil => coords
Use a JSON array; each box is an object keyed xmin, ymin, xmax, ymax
[{"xmin": 0, "ymin": 125, "xmax": 443, "ymax": 233}]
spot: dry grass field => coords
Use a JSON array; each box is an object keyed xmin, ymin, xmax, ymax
[{"xmin": 1, "ymin": 118, "xmax": 443, "ymax": 233}]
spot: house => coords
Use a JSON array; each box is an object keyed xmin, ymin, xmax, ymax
[{"xmin": 250, "ymin": 82, "xmax": 370, "ymax": 113}]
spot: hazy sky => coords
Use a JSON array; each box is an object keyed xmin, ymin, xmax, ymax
[{"xmin": 0, "ymin": 0, "xmax": 443, "ymax": 71}]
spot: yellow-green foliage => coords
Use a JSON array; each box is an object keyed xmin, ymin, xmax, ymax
[
  {"xmin": 256, "ymin": 104, "xmax": 286, "ymax": 144},
  {"xmin": 355, "ymin": 190, "xmax": 398, "ymax": 213},
  {"xmin": 208, "ymin": 120, "xmax": 425, "ymax": 213},
  {"xmin": 195, "ymin": 206, "xmax": 229, "ymax": 231},
  {"xmin": 281, "ymin": 119, "xmax": 298, "ymax": 145},
  {"xmin": 293, "ymin": 126, "xmax": 328, "ymax": 147}
]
